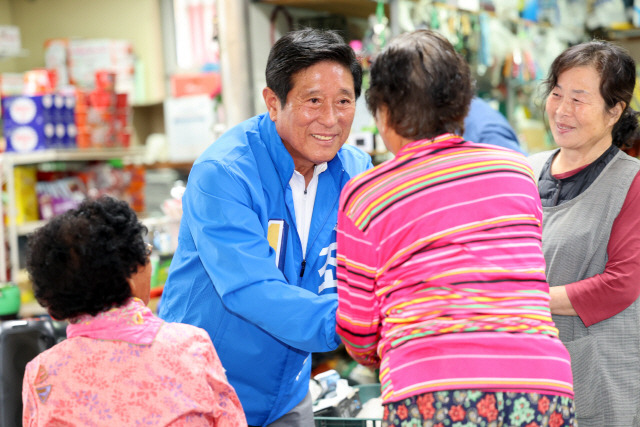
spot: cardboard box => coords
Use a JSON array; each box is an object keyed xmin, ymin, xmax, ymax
[
  {"xmin": 2, "ymin": 94, "xmax": 77, "ymax": 152},
  {"xmin": 10, "ymin": 166, "xmax": 39, "ymax": 225},
  {"xmin": 1, "ymin": 95, "xmax": 50, "ymax": 152},
  {"xmin": 3, "ymin": 125, "xmax": 48, "ymax": 153},
  {"xmin": 0, "ymin": 25, "xmax": 21, "ymax": 56},
  {"xmin": 170, "ymin": 72, "xmax": 221, "ymax": 98},
  {"xmin": 164, "ymin": 95, "xmax": 215, "ymax": 161},
  {"xmin": 44, "ymin": 38, "xmax": 70, "ymax": 89},
  {"xmin": 1, "ymin": 95, "xmax": 48, "ymax": 128}
]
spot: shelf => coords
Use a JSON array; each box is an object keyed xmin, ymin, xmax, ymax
[
  {"xmin": 254, "ymin": 0, "xmax": 383, "ymax": 19},
  {"xmin": 19, "ymin": 300, "xmax": 48, "ymax": 318},
  {"xmin": 16, "ymin": 215, "xmax": 177, "ymax": 237},
  {"xmin": 0, "ymin": 48, "xmax": 29, "ymax": 60},
  {"xmin": 597, "ymin": 27, "xmax": 640, "ymax": 40},
  {"xmin": 145, "ymin": 161, "xmax": 193, "ymax": 171},
  {"xmin": 132, "ymin": 99, "xmax": 164, "ymax": 108},
  {"xmin": 18, "ymin": 286, "xmax": 166, "ymax": 318},
  {"xmin": 0, "ymin": 145, "xmax": 149, "ymax": 283},
  {"xmin": 0, "ymin": 146, "xmax": 146, "ymax": 167},
  {"xmin": 16, "ymin": 220, "xmax": 47, "ymax": 237},
  {"xmin": 139, "ymin": 214, "xmax": 179, "ymax": 229}
]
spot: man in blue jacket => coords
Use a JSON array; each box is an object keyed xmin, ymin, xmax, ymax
[
  {"xmin": 159, "ymin": 29, "xmax": 372, "ymax": 426},
  {"xmin": 463, "ymin": 97, "xmax": 525, "ymax": 154}
]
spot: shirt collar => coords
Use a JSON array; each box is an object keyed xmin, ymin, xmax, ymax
[
  {"xmin": 292, "ymin": 162, "xmax": 328, "ymax": 180},
  {"xmin": 67, "ymin": 298, "xmax": 163, "ymax": 345},
  {"xmin": 395, "ymin": 133, "xmax": 463, "ymax": 157}
]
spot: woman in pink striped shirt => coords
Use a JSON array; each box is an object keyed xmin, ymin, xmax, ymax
[{"xmin": 336, "ymin": 30, "xmax": 576, "ymax": 426}]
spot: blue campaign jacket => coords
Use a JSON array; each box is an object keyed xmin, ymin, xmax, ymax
[
  {"xmin": 159, "ymin": 113, "xmax": 372, "ymax": 425},
  {"xmin": 463, "ymin": 97, "xmax": 525, "ymax": 154}
]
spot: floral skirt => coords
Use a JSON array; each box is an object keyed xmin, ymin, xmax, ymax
[{"xmin": 382, "ymin": 390, "xmax": 577, "ymax": 427}]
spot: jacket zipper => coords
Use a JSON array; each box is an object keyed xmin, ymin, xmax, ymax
[{"xmin": 300, "ymin": 260, "xmax": 306, "ymax": 277}]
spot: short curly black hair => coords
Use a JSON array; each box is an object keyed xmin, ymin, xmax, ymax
[
  {"xmin": 366, "ymin": 29, "xmax": 474, "ymax": 140},
  {"xmin": 26, "ymin": 196, "xmax": 148, "ymax": 320}
]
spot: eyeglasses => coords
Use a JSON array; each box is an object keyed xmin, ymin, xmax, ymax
[{"xmin": 145, "ymin": 242, "xmax": 153, "ymax": 257}]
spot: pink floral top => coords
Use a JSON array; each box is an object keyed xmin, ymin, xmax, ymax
[{"xmin": 22, "ymin": 298, "xmax": 247, "ymax": 426}]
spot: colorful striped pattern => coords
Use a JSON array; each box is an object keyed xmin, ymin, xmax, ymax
[{"xmin": 336, "ymin": 134, "xmax": 573, "ymax": 403}]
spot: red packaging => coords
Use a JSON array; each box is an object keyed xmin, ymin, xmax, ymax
[
  {"xmin": 95, "ymin": 70, "xmax": 116, "ymax": 92},
  {"xmin": 116, "ymin": 93, "xmax": 128, "ymax": 108},
  {"xmin": 170, "ymin": 72, "xmax": 221, "ymax": 98},
  {"xmin": 89, "ymin": 89, "xmax": 116, "ymax": 108},
  {"xmin": 23, "ymin": 69, "xmax": 56, "ymax": 96}
]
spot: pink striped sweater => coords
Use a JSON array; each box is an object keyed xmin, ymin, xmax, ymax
[{"xmin": 336, "ymin": 134, "xmax": 574, "ymax": 403}]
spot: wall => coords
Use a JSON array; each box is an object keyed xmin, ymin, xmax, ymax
[
  {"xmin": 0, "ymin": 0, "xmax": 12, "ymax": 25},
  {"xmin": 0, "ymin": 0, "xmax": 17, "ymax": 73},
  {"xmin": 0, "ymin": 0, "xmax": 165, "ymax": 103},
  {"xmin": 248, "ymin": 3, "xmax": 278, "ymax": 117}
]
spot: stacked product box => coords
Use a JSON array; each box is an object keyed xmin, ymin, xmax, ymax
[
  {"xmin": 75, "ymin": 71, "xmax": 131, "ymax": 148},
  {"xmin": 45, "ymin": 38, "xmax": 136, "ymax": 101},
  {"xmin": 8, "ymin": 166, "xmax": 39, "ymax": 225},
  {"xmin": 1, "ymin": 93, "xmax": 77, "ymax": 153}
]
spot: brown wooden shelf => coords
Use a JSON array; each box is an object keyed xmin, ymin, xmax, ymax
[
  {"xmin": 254, "ymin": 0, "xmax": 385, "ymax": 20},
  {"xmin": 145, "ymin": 161, "xmax": 193, "ymax": 171}
]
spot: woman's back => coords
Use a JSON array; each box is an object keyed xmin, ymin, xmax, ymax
[
  {"xmin": 22, "ymin": 299, "xmax": 244, "ymax": 426},
  {"xmin": 337, "ymin": 135, "xmax": 573, "ymax": 403}
]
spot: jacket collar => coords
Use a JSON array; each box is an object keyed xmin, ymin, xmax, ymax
[
  {"xmin": 395, "ymin": 133, "xmax": 465, "ymax": 157},
  {"xmin": 66, "ymin": 298, "xmax": 163, "ymax": 345},
  {"xmin": 257, "ymin": 112, "xmax": 344, "ymax": 193},
  {"xmin": 258, "ymin": 113, "xmax": 295, "ymax": 189}
]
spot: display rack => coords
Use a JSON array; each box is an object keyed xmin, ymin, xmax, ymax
[
  {"xmin": 0, "ymin": 146, "xmax": 146, "ymax": 283},
  {"xmin": 255, "ymin": 0, "xmax": 384, "ymax": 19}
]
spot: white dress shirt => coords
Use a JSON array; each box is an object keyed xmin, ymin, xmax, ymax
[{"xmin": 289, "ymin": 162, "xmax": 328, "ymax": 257}]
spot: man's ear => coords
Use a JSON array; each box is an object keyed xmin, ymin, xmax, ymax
[{"xmin": 263, "ymin": 87, "xmax": 280, "ymax": 121}]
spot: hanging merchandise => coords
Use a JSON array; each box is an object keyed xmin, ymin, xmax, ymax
[
  {"xmin": 492, "ymin": 0, "xmax": 521, "ymax": 21},
  {"xmin": 486, "ymin": 19, "xmax": 517, "ymax": 88},
  {"xmin": 547, "ymin": 0, "xmax": 587, "ymax": 44},
  {"xmin": 374, "ymin": 1, "xmax": 390, "ymax": 48},
  {"xmin": 396, "ymin": 0, "xmax": 417, "ymax": 33},
  {"xmin": 537, "ymin": 0, "xmax": 560, "ymax": 25},
  {"xmin": 173, "ymin": 0, "xmax": 220, "ymax": 70},
  {"xmin": 586, "ymin": 0, "xmax": 628, "ymax": 30},
  {"xmin": 460, "ymin": 13, "xmax": 479, "ymax": 65},
  {"xmin": 356, "ymin": 0, "xmax": 598, "ymax": 154},
  {"xmin": 521, "ymin": 0, "xmax": 540, "ymax": 21},
  {"xmin": 528, "ymin": 26, "xmax": 568, "ymax": 84},
  {"xmin": 364, "ymin": 1, "xmax": 391, "ymax": 55},
  {"xmin": 478, "ymin": 12, "xmax": 492, "ymax": 72}
]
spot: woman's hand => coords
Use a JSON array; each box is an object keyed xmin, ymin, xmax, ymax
[{"xmin": 549, "ymin": 285, "xmax": 578, "ymax": 316}]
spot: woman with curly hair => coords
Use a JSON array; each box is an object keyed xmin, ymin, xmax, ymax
[
  {"xmin": 335, "ymin": 30, "xmax": 576, "ymax": 426},
  {"xmin": 22, "ymin": 196, "xmax": 246, "ymax": 426}
]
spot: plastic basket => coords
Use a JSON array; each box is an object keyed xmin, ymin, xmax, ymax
[
  {"xmin": 314, "ymin": 384, "xmax": 382, "ymax": 427},
  {"xmin": 0, "ymin": 284, "xmax": 21, "ymax": 317},
  {"xmin": 315, "ymin": 419, "xmax": 381, "ymax": 427}
]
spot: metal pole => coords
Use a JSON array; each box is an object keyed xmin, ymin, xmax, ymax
[
  {"xmin": 217, "ymin": 0, "xmax": 255, "ymax": 128},
  {"xmin": 0, "ymin": 156, "xmax": 6, "ymax": 283},
  {"xmin": 389, "ymin": 0, "xmax": 401, "ymax": 37}
]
